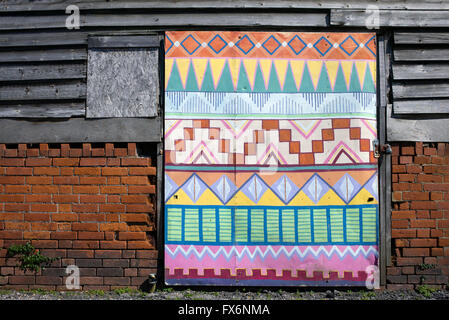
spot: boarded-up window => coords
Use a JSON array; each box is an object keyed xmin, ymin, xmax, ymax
[{"xmin": 87, "ymin": 36, "xmax": 159, "ymax": 118}]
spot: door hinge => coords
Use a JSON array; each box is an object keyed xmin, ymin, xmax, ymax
[{"xmin": 373, "ymin": 139, "xmax": 392, "ymax": 158}]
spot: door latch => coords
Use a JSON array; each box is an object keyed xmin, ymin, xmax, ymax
[{"xmin": 372, "ymin": 139, "xmax": 392, "ymax": 158}]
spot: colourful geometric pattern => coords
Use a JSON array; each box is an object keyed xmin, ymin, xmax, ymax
[
  {"xmin": 165, "ymin": 92, "xmax": 377, "ymax": 119},
  {"xmin": 164, "ymin": 119, "xmax": 378, "ymax": 166},
  {"xmin": 166, "ymin": 32, "xmax": 376, "ymax": 59},
  {"xmin": 165, "ymin": 58, "xmax": 376, "ymax": 93},
  {"xmin": 165, "ymin": 205, "xmax": 378, "ymax": 245},
  {"xmin": 165, "ymin": 171, "xmax": 378, "ymax": 206},
  {"xmin": 164, "ymin": 31, "xmax": 378, "ymax": 287}
]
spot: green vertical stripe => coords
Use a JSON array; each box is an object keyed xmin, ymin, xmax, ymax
[
  {"xmin": 250, "ymin": 208, "xmax": 265, "ymax": 242},
  {"xmin": 235, "ymin": 208, "xmax": 248, "ymax": 242},
  {"xmin": 184, "ymin": 208, "xmax": 199, "ymax": 241},
  {"xmin": 282, "ymin": 209, "xmax": 295, "ymax": 243},
  {"xmin": 166, "ymin": 208, "xmax": 182, "ymax": 241},
  {"xmin": 266, "ymin": 209, "xmax": 280, "ymax": 242},
  {"xmin": 346, "ymin": 208, "xmax": 360, "ymax": 242},
  {"xmin": 202, "ymin": 208, "xmax": 216, "ymax": 242},
  {"xmin": 362, "ymin": 207, "xmax": 377, "ymax": 243},
  {"xmin": 297, "ymin": 209, "xmax": 312, "ymax": 243},
  {"xmin": 313, "ymin": 208, "xmax": 328, "ymax": 243},
  {"xmin": 330, "ymin": 208, "xmax": 344, "ymax": 242},
  {"xmin": 219, "ymin": 208, "xmax": 232, "ymax": 242}
]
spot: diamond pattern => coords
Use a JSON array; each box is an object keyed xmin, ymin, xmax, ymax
[
  {"xmin": 364, "ymin": 172, "xmax": 378, "ymax": 201},
  {"xmin": 235, "ymin": 35, "xmax": 255, "ymax": 54},
  {"xmin": 182, "ymin": 174, "xmax": 208, "ymax": 202},
  {"xmin": 208, "ymin": 34, "xmax": 228, "ymax": 54},
  {"xmin": 333, "ymin": 173, "xmax": 362, "ymax": 203},
  {"xmin": 240, "ymin": 175, "xmax": 268, "ymax": 203},
  {"xmin": 181, "ymin": 35, "xmax": 201, "ymax": 55},
  {"xmin": 313, "ymin": 36, "xmax": 333, "ymax": 56},
  {"xmin": 211, "ymin": 175, "xmax": 237, "ymax": 203},
  {"xmin": 262, "ymin": 35, "xmax": 281, "ymax": 55},
  {"xmin": 302, "ymin": 174, "xmax": 330, "ymax": 204},
  {"xmin": 340, "ymin": 35, "xmax": 359, "ymax": 56},
  {"xmin": 271, "ymin": 175, "xmax": 300, "ymax": 204},
  {"xmin": 165, "ymin": 174, "xmax": 178, "ymax": 201},
  {"xmin": 288, "ymin": 35, "xmax": 307, "ymax": 55}
]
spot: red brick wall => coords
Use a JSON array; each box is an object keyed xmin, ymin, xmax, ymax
[
  {"xmin": 0, "ymin": 143, "xmax": 157, "ymax": 290},
  {"xmin": 388, "ymin": 142, "xmax": 449, "ymax": 289}
]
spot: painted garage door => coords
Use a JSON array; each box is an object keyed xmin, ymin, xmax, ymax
[{"xmin": 164, "ymin": 31, "xmax": 378, "ymax": 286}]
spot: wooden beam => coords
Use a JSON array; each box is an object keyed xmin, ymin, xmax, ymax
[
  {"xmin": 393, "ymin": 99, "xmax": 449, "ymax": 114},
  {"xmin": 0, "ymin": 49, "xmax": 86, "ymax": 63},
  {"xmin": 88, "ymin": 35, "xmax": 160, "ymax": 48},
  {"xmin": 0, "ymin": 118, "xmax": 162, "ymax": 143},
  {"xmin": 394, "ymin": 48, "xmax": 449, "ymax": 62},
  {"xmin": 0, "ymin": 12, "xmax": 328, "ymax": 30},
  {"xmin": 0, "ymin": 103, "xmax": 85, "ymax": 118},
  {"xmin": 387, "ymin": 104, "xmax": 449, "ymax": 142},
  {"xmin": 331, "ymin": 9, "xmax": 449, "ymax": 27},
  {"xmin": 0, "ymin": 82, "xmax": 86, "ymax": 101},
  {"xmin": 2, "ymin": 0, "xmax": 449, "ymax": 12},
  {"xmin": 393, "ymin": 64, "xmax": 449, "ymax": 80},
  {"xmin": 394, "ymin": 32, "xmax": 449, "ymax": 44},
  {"xmin": 0, "ymin": 64, "xmax": 86, "ymax": 81},
  {"xmin": 393, "ymin": 83, "xmax": 449, "ymax": 99}
]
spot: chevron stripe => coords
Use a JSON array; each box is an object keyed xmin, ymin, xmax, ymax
[
  {"xmin": 165, "ymin": 245, "xmax": 378, "ymax": 262},
  {"xmin": 165, "ymin": 92, "xmax": 377, "ymax": 118}
]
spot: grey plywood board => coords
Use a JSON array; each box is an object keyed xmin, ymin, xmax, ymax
[
  {"xmin": 87, "ymin": 48, "xmax": 159, "ymax": 118},
  {"xmin": 88, "ymin": 35, "xmax": 160, "ymax": 48},
  {"xmin": 0, "ymin": 118, "xmax": 161, "ymax": 143},
  {"xmin": 387, "ymin": 104, "xmax": 449, "ymax": 142}
]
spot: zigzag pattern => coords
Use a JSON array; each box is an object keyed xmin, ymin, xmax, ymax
[
  {"xmin": 164, "ymin": 118, "xmax": 377, "ymax": 166},
  {"xmin": 166, "ymin": 31, "xmax": 376, "ymax": 59},
  {"xmin": 165, "ymin": 245, "xmax": 378, "ymax": 262},
  {"xmin": 165, "ymin": 92, "xmax": 377, "ymax": 118},
  {"xmin": 166, "ymin": 58, "xmax": 376, "ymax": 93}
]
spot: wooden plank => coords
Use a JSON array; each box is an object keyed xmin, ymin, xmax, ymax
[
  {"xmin": 387, "ymin": 104, "xmax": 449, "ymax": 142},
  {"xmin": 0, "ymin": 82, "xmax": 86, "ymax": 101},
  {"xmin": 0, "ymin": 49, "xmax": 86, "ymax": 63},
  {"xmin": 2, "ymin": 0, "xmax": 449, "ymax": 12},
  {"xmin": 0, "ymin": 103, "xmax": 85, "ymax": 118},
  {"xmin": 331, "ymin": 9, "xmax": 449, "ymax": 27},
  {"xmin": 377, "ymin": 35, "xmax": 387, "ymax": 286},
  {"xmin": 0, "ymin": 31, "xmax": 87, "ymax": 47},
  {"xmin": 393, "ymin": 83, "xmax": 449, "ymax": 99},
  {"xmin": 394, "ymin": 32, "xmax": 449, "ymax": 44},
  {"xmin": 393, "ymin": 64, "xmax": 449, "ymax": 80},
  {"xmin": 0, "ymin": 118, "xmax": 162, "ymax": 143},
  {"xmin": 394, "ymin": 48, "xmax": 449, "ymax": 61},
  {"xmin": 0, "ymin": 63, "xmax": 86, "ymax": 81},
  {"xmin": 88, "ymin": 35, "xmax": 160, "ymax": 48},
  {"xmin": 0, "ymin": 12, "xmax": 327, "ymax": 30},
  {"xmin": 394, "ymin": 99, "xmax": 449, "ymax": 114}
]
